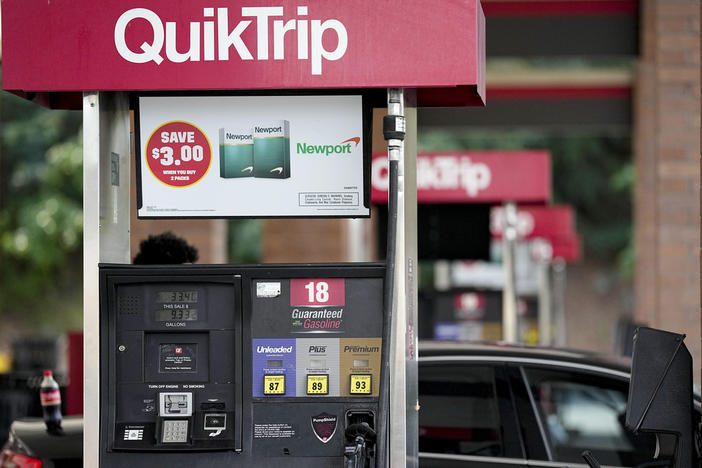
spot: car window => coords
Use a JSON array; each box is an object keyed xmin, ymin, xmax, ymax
[
  {"xmin": 418, "ymin": 365, "xmax": 506, "ymax": 457},
  {"xmin": 523, "ymin": 367, "xmax": 657, "ymax": 467}
]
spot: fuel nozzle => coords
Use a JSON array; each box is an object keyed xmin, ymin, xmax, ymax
[{"xmin": 344, "ymin": 422, "xmax": 376, "ymax": 468}]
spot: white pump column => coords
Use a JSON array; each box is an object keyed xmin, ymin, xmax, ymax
[{"xmin": 83, "ymin": 92, "xmax": 132, "ymax": 467}]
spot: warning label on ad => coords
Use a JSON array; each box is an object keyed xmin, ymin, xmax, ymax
[{"xmin": 298, "ymin": 192, "xmax": 359, "ymax": 207}]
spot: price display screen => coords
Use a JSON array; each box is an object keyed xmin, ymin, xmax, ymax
[
  {"xmin": 156, "ymin": 309, "xmax": 199, "ymax": 321},
  {"xmin": 156, "ymin": 291, "xmax": 199, "ymax": 303}
]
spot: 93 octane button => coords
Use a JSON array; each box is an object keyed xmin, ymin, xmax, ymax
[
  {"xmin": 306, "ymin": 375, "xmax": 329, "ymax": 395},
  {"xmin": 350, "ymin": 375, "xmax": 372, "ymax": 395},
  {"xmin": 263, "ymin": 375, "xmax": 285, "ymax": 395}
]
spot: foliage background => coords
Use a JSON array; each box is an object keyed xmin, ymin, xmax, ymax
[{"xmin": 0, "ymin": 85, "xmax": 83, "ymax": 332}]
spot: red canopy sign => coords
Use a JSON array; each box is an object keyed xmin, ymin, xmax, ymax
[
  {"xmin": 490, "ymin": 205, "xmax": 575, "ymax": 240},
  {"xmin": 1, "ymin": 1, "xmax": 485, "ymax": 108},
  {"xmin": 371, "ymin": 150, "xmax": 550, "ymax": 204},
  {"xmin": 491, "ymin": 205, "xmax": 581, "ymax": 262}
]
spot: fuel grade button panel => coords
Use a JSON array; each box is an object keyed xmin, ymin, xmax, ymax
[
  {"xmin": 263, "ymin": 374, "xmax": 285, "ymax": 395},
  {"xmin": 349, "ymin": 374, "xmax": 372, "ymax": 395},
  {"xmin": 306, "ymin": 374, "xmax": 329, "ymax": 395}
]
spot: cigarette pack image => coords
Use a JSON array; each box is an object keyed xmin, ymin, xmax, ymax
[
  {"xmin": 219, "ymin": 128, "xmax": 254, "ymax": 178},
  {"xmin": 252, "ymin": 121, "xmax": 290, "ymax": 179}
]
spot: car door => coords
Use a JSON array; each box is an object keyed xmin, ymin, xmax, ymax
[
  {"xmin": 418, "ymin": 361, "xmax": 526, "ymax": 468},
  {"xmin": 510, "ymin": 365, "xmax": 663, "ymax": 468}
]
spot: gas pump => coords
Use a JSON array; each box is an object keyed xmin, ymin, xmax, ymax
[{"xmin": 99, "ymin": 263, "xmax": 385, "ymax": 467}]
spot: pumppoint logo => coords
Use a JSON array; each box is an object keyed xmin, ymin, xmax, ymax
[
  {"xmin": 114, "ymin": 6, "xmax": 348, "ymax": 75},
  {"xmin": 297, "ymin": 137, "xmax": 360, "ymax": 156}
]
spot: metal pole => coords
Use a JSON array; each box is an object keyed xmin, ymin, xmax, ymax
[
  {"xmin": 83, "ymin": 92, "xmax": 131, "ymax": 467},
  {"xmin": 538, "ymin": 260, "xmax": 552, "ymax": 346},
  {"xmin": 434, "ymin": 260, "xmax": 451, "ymax": 291},
  {"xmin": 385, "ymin": 87, "xmax": 418, "ymax": 468},
  {"xmin": 345, "ymin": 218, "xmax": 369, "ymax": 262},
  {"xmin": 502, "ymin": 202, "xmax": 519, "ymax": 343},
  {"xmin": 552, "ymin": 259, "xmax": 568, "ymax": 347}
]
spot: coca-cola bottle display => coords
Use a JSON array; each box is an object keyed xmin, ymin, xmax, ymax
[{"xmin": 40, "ymin": 369, "xmax": 62, "ymax": 432}]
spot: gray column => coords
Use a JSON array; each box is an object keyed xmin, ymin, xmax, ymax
[{"xmin": 83, "ymin": 92, "xmax": 131, "ymax": 467}]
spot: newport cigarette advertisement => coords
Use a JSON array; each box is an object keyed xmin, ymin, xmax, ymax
[{"xmin": 137, "ymin": 95, "xmax": 368, "ymax": 218}]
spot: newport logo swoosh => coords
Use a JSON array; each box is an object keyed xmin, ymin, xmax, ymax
[
  {"xmin": 270, "ymin": 167, "xmax": 283, "ymax": 174},
  {"xmin": 340, "ymin": 137, "xmax": 360, "ymax": 147},
  {"xmin": 242, "ymin": 166, "xmax": 253, "ymax": 173}
]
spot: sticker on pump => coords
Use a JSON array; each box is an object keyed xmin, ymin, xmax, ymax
[
  {"xmin": 306, "ymin": 375, "xmax": 329, "ymax": 395},
  {"xmin": 263, "ymin": 375, "xmax": 285, "ymax": 395},
  {"xmin": 349, "ymin": 374, "xmax": 372, "ymax": 395}
]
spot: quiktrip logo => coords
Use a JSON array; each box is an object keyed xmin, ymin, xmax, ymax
[
  {"xmin": 114, "ymin": 6, "xmax": 348, "ymax": 75},
  {"xmin": 297, "ymin": 137, "xmax": 359, "ymax": 156},
  {"xmin": 373, "ymin": 154, "xmax": 491, "ymax": 197}
]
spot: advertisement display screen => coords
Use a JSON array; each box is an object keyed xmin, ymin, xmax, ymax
[{"xmin": 136, "ymin": 94, "xmax": 370, "ymax": 218}]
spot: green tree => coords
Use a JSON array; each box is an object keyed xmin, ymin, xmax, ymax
[{"xmin": 0, "ymin": 86, "xmax": 83, "ymax": 330}]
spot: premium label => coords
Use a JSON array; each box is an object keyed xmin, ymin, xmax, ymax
[{"xmin": 339, "ymin": 338, "xmax": 381, "ymax": 397}]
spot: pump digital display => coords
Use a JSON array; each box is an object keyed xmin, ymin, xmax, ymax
[
  {"xmin": 156, "ymin": 291, "xmax": 199, "ymax": 303},
  {"xmin": 156, "ymin": 309, "xmax": 199, "ymax": 321},
  {"xmin": 159, "ymin": 344, "xmax": 198, "ymax": 373}
]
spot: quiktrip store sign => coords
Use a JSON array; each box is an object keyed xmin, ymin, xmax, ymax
[
  {"xmin": 491, "ymin": 205, "xmax": 581, "ymax": 262},
  {"xmin": 371, "ymin": 150, "xmax": 550, "ymax": 204},
  {"xmin": 1, "ymin": 0, "xmax": 485, "ymax": 108}
]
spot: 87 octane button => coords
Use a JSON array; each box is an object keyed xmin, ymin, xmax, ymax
[
  {"xmin": 350, "ymin": 375, "xmax": 372, "ymax": 395},
  {"xmin": 264, "ymin": 375, "xmax": 285, "ymax": 395}
]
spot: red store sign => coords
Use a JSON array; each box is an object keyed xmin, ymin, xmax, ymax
[
  {"xmin": 490, "ymin": 205, "xmax": 581, "ymax": 262},
  {"xmin": 371, "ymin": 150, "xmax": 550, "ymax": 204},
  {"xmin": 1, "ymin": 1, "xmax": 485, "ymax": 107},
  {"xmin": 490, "ymin": 205, "xmax": 575, "ymax": 240}
]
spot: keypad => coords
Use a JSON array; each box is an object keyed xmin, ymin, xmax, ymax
[{"xmin": 162, "ymin": 420, "xmax": 188, "ymax": 443}]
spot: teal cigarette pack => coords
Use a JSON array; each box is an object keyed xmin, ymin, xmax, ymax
[
  {"xmin": 252, "ymin": 121, "xmax": 290, "ymax": 179},
  {"xmin": 219, "ymin": 129, "xmax": 254, "ymax": 178}
]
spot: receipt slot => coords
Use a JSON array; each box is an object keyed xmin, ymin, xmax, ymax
[{"xmin": 100, "ymin": 264, "xmax": 385, "ymax": 467}]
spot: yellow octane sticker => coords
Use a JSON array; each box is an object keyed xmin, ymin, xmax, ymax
[
  {"xmin": 264, "ymin": 374, "xmax": 285, "ymax": 395},
  {"xmin": 307, "ymin": 375, "xmax": 329, "ymax": 395},
  {"xmin": 350, "ymin": 375, "xmax": 372, "ymax": 395}
]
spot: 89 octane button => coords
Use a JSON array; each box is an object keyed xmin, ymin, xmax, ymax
[
  {"xmin": 306, "ymin": 375, "xmax": 329, "ymax": 395},
  {"xmin": 350, "ymin": 375, "xmax": 372, "ymax": 395}
]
